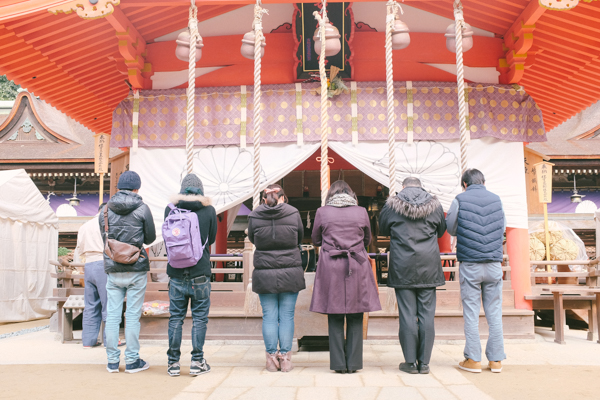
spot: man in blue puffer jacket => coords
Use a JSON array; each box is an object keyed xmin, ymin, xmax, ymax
[{"xmin": 446, "ymin": 169, "xmax": 506, "ymax": 374}]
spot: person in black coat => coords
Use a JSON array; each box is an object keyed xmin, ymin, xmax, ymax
[
  {"xmin": 248, "ymin": 184, "xmax": 305, "ymax": 373},
  {"xmin": 379, "ymin": 177, "xmax": 446, "ymax": 375},
  {"xmin": 163, "ymin": 173, "xmax": 217, "ymax": 377}
]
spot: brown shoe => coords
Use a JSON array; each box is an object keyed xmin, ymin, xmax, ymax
[
  {"xmin": 458, "ymin": 358, "xmax": 482, "ymax": 373},
  {"xmin": 278, "ymin": 352, "xmax": 293, "ymax": 373},
  {"xmin": 265, "ymin": 351, "xmax": 280, "ymax": 372},
  {"xmin": 488, "ymin": 361, "xmax": 502, "ymax": 373}
]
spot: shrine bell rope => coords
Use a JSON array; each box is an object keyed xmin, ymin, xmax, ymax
[
  {"xmin": 385, "ymin": 0, "xmax": 401, "ymax": 196},
  {"xmin": 454, "ymin": 0, "xmax": 469, "ymax": 175},
  {"xmin": 253, "ymin": 1, "xmax": 268, "ymax": 209},
  {"xmin": 186, "ymin": 1, "xmax": 199, "ymax": 175},
  {"xmin": 314, "ymin": 0, "xmax": 330, "ymax": 207}
]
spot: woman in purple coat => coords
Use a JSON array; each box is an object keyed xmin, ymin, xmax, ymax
[{"xmin": 310, "ymin": 181, "xmax": 381, "ymax": 373}]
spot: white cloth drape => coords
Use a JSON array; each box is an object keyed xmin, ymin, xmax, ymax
[
  {"xmin": 131, "ymin": 143, "xmax": 320, "ymax": 243},
  {"xmin": 0, "ymin": 169, "xmax": 58, "ymax": 322},
  {"xmin": 330, "ymin": 138, "xmax": 528, "ymax": 229}
]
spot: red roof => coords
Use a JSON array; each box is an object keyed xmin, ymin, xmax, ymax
[{"xmin": 0, "ymin": 0, "xmax": 598, "ymax": 134}]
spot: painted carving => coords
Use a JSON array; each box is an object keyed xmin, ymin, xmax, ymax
[
  {"xmin": 48, "ymin": 0, "xmax": 120, "ymax": 20},
  {"xmin": 6, "ymin": 119, "xmax": 45, "ymax": 142}
]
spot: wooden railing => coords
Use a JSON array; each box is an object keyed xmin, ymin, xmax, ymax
[{"xmin": 148, "ymin": 236, "xmax": 254, "ymax": 292}]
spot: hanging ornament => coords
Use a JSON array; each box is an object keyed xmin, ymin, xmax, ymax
[
  {"xmin": 539, "ymin": 0, "xmax": 580, "ymax": 11},
  {"xmin": 175, "ymin": 30, "xmax": 204, "ymax": 62},
  {"xmin": 313, "ymin": 20, "xmax": 341, "ymax": 57},
  {"xmin": 240, "ymin": 31, "xmax": 266, "ymax": 60},
  {"xmin": 445, "ymin": 22, "xmax": 474, "ymax": 53},
  {"xmin": 391, "ymin": 18, "xmax": 410, "ymax": 50}
]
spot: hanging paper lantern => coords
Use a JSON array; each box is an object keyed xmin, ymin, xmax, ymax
[
  {"xmin": 539, "ymin": 0, "xmax": 579, "ymax": 11},
  {"xmin": 313, "ymin": 21, "xmax": 341, "ymax": 57},
  {"xmin": 175, "ymin": 31, "xmax": 204, "ymax": 62},
  {"xmin": 240, "ymin": 31, "xmax": 266, "ymax": 60},
  {"xmin": 391, "ymin": 19, "xmax": 410, "ymax": 50},
  {"xmin": 445, "ymin": 22, "xmax": 474, "ymax": 53}
]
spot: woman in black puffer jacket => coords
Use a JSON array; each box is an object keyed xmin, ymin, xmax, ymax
[{"xmin": 248, "ymin": 184, "xmax": 305, "ymax": 373}]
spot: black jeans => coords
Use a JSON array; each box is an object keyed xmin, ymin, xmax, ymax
[{"xmin": 167, "ymin": 276, "xmax": 211, "ymax": 364}]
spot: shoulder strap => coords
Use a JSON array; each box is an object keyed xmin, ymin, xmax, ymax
[
  {"xmin": 168, "ymin": 203, "xmax": 176, "ymax": 211},
  {"xmin": 103, "ymin": 205, "xmax": 109, "ymax": 233}
]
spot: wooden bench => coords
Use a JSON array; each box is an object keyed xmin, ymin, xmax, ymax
[{"xmin": 526, "ymin": 259, "xmax": 600, "ymax": 344}]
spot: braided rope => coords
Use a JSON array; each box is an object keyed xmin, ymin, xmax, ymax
[
  {"xmin": 186, "ymin": 4, "xmax": 198, "ymax": 174},
  {"xmin": 252, "ymin": 3, "xmax": 267, "ymax": 209},
  {"xmin": 385, "ymin": 1, "xmax": 398, "ymax": 196},
  {"xmin": 454, "ymin": 0, "xmax": 468, "ymax": 175},
  {"xmin": 314, "ymin": 4, "xmax": 329, "ymax": 206}
]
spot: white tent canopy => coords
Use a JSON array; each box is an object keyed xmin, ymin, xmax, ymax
[{"xmin": 0, "ymin": 169, "xmax": 58, "ymax": 323}]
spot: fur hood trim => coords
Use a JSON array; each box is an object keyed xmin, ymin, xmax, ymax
[
  {"xmin": 169, "ymin": 193, "xmax": 212, "ymax": 206},
  {"xmin": 386, "ymin": 194, "xmax": 440, "ymax": 220}
]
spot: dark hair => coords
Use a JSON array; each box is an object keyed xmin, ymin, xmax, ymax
[
  {"xmin": 98, "ymin": 202, "xmax": 107, "ymax": 212},
  {"xmin": 461, "ymin": 168, "xmax": 485, "ymax": 187},
  {"xmin": 402, "ymin": 177, "xmax": 421, "ymax": 188},
  {"xmin": 325, "ymin": 180, "xmax": 357, "ymax": 203},
  {"xmin": 262, "ymin": 184, "xmax": 288, "ymax": 207}
]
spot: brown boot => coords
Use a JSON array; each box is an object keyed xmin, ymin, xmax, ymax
[
  {"xmin": 278, "ymin": 352, "xmax": 293, "ymax": 372},
  {"xmin": 265, "ymin": 351, "xmax": 280, "ymax": 372}
]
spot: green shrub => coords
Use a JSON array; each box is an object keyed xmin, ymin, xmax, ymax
[{"xmin": 57, "ymin": 247, "xmax": 70, "ymax": 257}]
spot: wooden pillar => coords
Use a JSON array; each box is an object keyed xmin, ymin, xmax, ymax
[
  {"xmin": 215, "ymin": 210, "xmax": 228, "ymax": 282},
  {"xmin": 506, "ymin": 227, "xmax": 532, "ymax": 310}
]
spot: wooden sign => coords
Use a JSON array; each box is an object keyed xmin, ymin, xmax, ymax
[
  {"xmin": 293, "ymin": 2, "xmax": 354, "ymax": 81},
  {"xmin": 534, "ymin": 161, "xmax": 554, "ymax": 204},
  {"xmin": 94, "ymin": 133, "xmax": 110, "ymax": 174}
]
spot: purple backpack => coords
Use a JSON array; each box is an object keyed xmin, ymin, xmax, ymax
[{"xmin": 162, "ymin": 203, "xmax": 207, "ymax": 268}]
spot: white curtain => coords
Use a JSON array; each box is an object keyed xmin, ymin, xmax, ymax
[
  {"xmin": 131, "ymin": 143, "xmax": 320, "ymax": 243},
  {"xmin": 330, "ymin": 138, "xmax": 528, "ymax": 229}
]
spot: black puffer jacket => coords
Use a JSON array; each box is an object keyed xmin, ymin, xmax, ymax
[
  {"xmin": 379, "ymin": 187, "xmax": 447, "ymax": 289},
  {"xmin": 164, "ymin": 193, "xmax": 217, "ymax": 279},
  {"xmin": 248, "ymin": 203, "xmax": 306, "ymax": 294},
  {"xmin": 99, "ymin": 190, "xmax": 156, "ymax": 273}
]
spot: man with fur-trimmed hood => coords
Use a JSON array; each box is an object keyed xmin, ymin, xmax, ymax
[
  {"xmin": 163, "ymin": 173, "xmax": 217, "ymax": 377},
  {"xmin": 379, "ymin": 177, "xmax": 447, "ymax": 375}
]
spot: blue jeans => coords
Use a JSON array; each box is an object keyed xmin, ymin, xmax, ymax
[
  {"xmin": 105, "ymin": 271, "xmax": 147, "ymax": 364},
  {"xmin": 82, "ymin": 261, "xmax": 107, "ymax": 346},
  {"xmin": 167, "ymin": 276, "xmax": 211, "ymax": 364},
  {"xmin": 258, "ymin": 292, "xmax": 299, "ymax": 354},
  {"xmin": 459, "ymin": 262, "xmax": 506, "ymax": 363}
]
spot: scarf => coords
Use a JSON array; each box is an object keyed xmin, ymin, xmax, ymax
[{"xmin": 326, "ymin": 193, "xmax": 358, "ymax": 208}]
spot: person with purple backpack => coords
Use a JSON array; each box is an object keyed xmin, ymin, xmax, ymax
[{"xmin": 163, "ymin": 173, "xmax": 217, "ymax": 377}]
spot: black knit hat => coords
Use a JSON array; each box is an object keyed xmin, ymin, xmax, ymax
[
  {"xmin": 180, "ymin": 173, "xmax": 204, "ymax": 195},
  {"xmin": 117, "ymin": 171, "xmax": 141, "ymax": 190}
]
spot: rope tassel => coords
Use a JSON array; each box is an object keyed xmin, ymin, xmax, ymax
[
  {"xmin": 186, "ymin": 3, "xmax": 199, "ymax": 175},
  {"xmin": 454, "ymin": 0, "xmax": 469, "ymax": 175}
]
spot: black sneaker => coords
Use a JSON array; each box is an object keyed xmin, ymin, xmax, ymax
[
  {"xmin": 167, "ymin": 362, "xmax": 181, "ymax": 377},
  {"xmin": 107, "ymin": 361, "xmax": 119, "ymax": 373},
  {"xmin": 190, "ymin": 359, "xmax": 210, "ymax": 376},
  {"xmin": 399, "ymin": 362, "xmax": 419, "ymax": 374},
  {"xmin": 125, "ymin": 358, "xmax": 150, "ymax": 374},
  {"xmin": 418, "ymin": 363, "xmax": 430, "ymax": 374}
]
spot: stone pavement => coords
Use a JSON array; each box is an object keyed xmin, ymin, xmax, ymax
[{"xmin": 1, "ymin": 323, "xmax": 600, "ymax": 400}]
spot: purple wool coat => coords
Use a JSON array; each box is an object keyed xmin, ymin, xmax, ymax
[{"xmin": 309, "ymin": 205, "xmax": 382, "ymax": 315}]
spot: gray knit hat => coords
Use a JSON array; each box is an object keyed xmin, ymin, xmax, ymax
[{"xmin": 180, "ymin": 173, "xmax": 204, "ymax": 195}]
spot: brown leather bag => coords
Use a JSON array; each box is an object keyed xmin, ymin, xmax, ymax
[{"xmin": 103, "ymin": 206, "xmax": 142, "ymax": 265}]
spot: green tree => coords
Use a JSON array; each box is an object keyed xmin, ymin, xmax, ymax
[{"xmin": 0, "ymin": 75, "xmax": 20, "ymax": 100}]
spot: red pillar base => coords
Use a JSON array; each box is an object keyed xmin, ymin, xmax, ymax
[
  {"xmin": 215, "ymin": 210, "xmax": 228, "ymax": 282},
  {"xmin": 506, "ymin": 227, "xmax": 532, "ymax": 310}
]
